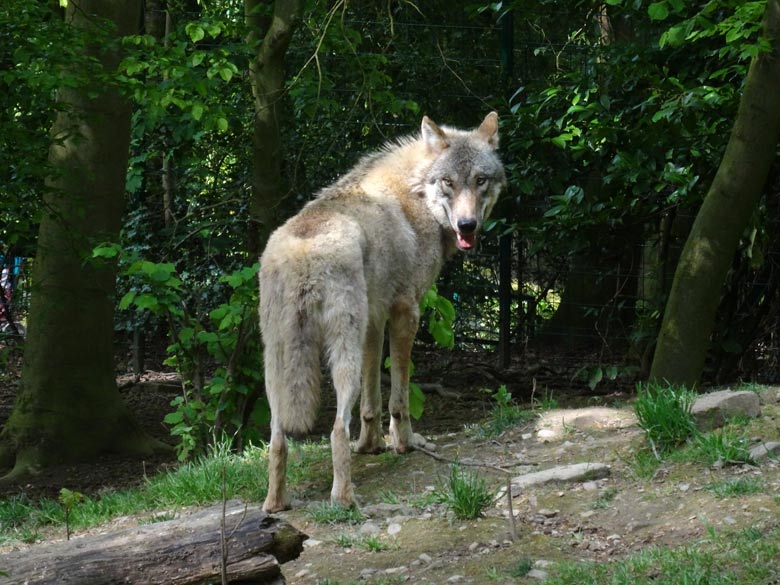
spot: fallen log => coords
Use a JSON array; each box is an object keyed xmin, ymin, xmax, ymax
[{"xmin": 0, "ymin": 500, "xmax": 307, "ymax": 584}]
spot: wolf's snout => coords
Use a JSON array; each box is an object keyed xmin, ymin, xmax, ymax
[{"xmin": 457, "ymin": 218, "xmax": 478, "ymax": 234}]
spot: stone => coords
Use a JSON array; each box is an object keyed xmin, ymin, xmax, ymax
[
  {"xmin": 749, "ymin": 441, "xmax": 780, "ymax": 462},
  {"xmin": 387, "ymin": 523, "xmax": 403, "ymax": 536},
  {"xmin": 419, "ymin": 553, "xmax": 432, "ymax": 563},
  {"xmin": 756, "ymin": 387, "xmax": 780, "ymax": 405},
  {"xmin": 692, "ymin": 390, "xmax": 760, "ymax": 431},
  {"xmin": 359, "ymin": 521, "xmax": 381, "ymax": 536},
  {"xmin": 528, "ymin": 568, "xmax": 549, "ymax": 580},
  {"xmin": 511, "ymin": 463, "xmax": 611, "ymax": 490}
]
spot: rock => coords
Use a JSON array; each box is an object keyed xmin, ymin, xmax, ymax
[
  {"xmin": 756, "ymin": 386, "xmax": 780, "ymax": 405},
  {"xmin": 511, "ymin": 463, "xmax": 611, "ymax": 490},
  {"xmin": 387, "ymin": 523, "xmax": 403, "ymax": 536},
  {"xmin": 528, "ymin": 568, "xmax": 549, "ymax": 580},
  {"xmin": 447, "ymin": 575, "xmax": 465, "ymax": 583},
  {"xmin": 749, "ymin": 441, "xmax": 780, "ymax": 462},
  {"xmin": 359, "ymin": 521, "xmax": 381, "ymax": 536},
  {"xmin": 362, "ymin": 503, "xmax": 415, "ymax": 518},
  {"xmin": 419, "ymin": 553, "xmax": 432, "ymax": 563},
  {"xmin": 384, "ymin": 566, "xmax": 407, "ymax": 575},
  {"xmin": 692, "ymin": 390, "xmax": 760, "ymax": 431}
]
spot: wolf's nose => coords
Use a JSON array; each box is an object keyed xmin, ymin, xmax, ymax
[{"xmin": 457, "ymin": 218, "xmax": 478, "ymax": 234}]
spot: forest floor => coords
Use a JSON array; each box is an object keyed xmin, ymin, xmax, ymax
[{"xmin": 1, "ymin": 347, "xmax": 779, "ymax": 584}]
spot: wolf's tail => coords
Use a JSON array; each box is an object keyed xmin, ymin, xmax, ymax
[{"xmin": 259, "ymin": 263, "xmax": 322, "ymax": 436}]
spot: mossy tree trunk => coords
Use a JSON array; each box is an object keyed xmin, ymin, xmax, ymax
[
  {"xmin": 0, "ymin": 0, "xmax": 166, "ymax": 480},
  {"xmin": 650, "ymin": 0, "xmax": 780, "ymax": 387},
  {"xmin": 245, "ymin": 0, "xmax": 303, "ymax": 257}
]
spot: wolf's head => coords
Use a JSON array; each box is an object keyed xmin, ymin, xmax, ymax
[{"xmin": 421, "ymin": 112, "xmax": 506, "ymax": 251}]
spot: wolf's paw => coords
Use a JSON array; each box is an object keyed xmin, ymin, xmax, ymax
[
  {"xmin": 330, "ymin": 485, "xmax": 360, "ymax": 510},
  {"xmin": 392, "ymin": 431, "xmax": 436, "ymax": 454},
  {"xmin": 355, "ymin": 439, "xmax": 387, "ymax": 455},
  {"xmin": 262, "ymin": 496, "xmax": 291, "ymax": 514}
]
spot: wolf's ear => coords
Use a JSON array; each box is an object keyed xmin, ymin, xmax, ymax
[
  {"xmin": 477, "ymin": 111, "xmax": 499, "ymax": 149},
  {"xmin": 421, "ymin": 116, "xmax": 449, "ymax": 153}
]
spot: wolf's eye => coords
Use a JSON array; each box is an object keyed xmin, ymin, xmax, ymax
[
  {"xmin": 441, "ymin": 177, "xmax": 453, "ymax": 188},
  {"xmin": 475, "ymin": 176, "xmax": 488, "ymax": 186}
]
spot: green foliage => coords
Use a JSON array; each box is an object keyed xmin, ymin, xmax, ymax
[
  {"xmin": 475, "ymin": 385, "xmax": 535, "ymax": 438},
  {"xmin": 307, "ymin": 503, "xmax": 363, "ymax": 525},
  {"xmin": 633, "ymin": 382, "xmax": 697, "ymax": 455},
  {"xmin": 433, "ymin": 464, "xmax": 494, "ymax": 520},
  {"xmin": 0, "ymin": 439, "xmax": 281, "ymax": 544},
  {"xmin": 509, "ymin": 558, "xmax": 535, "ymax": 578},
  {"xmin": 110, "ymin": 247, "xmax": 265, "ymax": 459},
  {"xmin": 706, "ymin": 476, "xmax": 764, "ymax": 499},
  {"xmin": 546, "ymin": 525, "xmax": 780, "ymax": 584},
  {"xmin": 592, "ymin": 487, "xmax": 618, "ymax": 510},
  {"xmin": 692, "ymin": 425, "xmax": 754, "ymax": 466},
  {"xmin": 421, "ymin": 285, "xmax": 456, "ymax": 350},
  {"xmin": 58, "ymin": 488, "xmax": 84, "ymax": 540}
]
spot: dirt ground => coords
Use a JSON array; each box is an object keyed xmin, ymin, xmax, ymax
[
  {"xmin": 2, "ymin": 347, "xmax": 779, "ymax": 584},
  {"xmin": 0, "ymin": 346, "xmax": 600, "ymax": 500}
]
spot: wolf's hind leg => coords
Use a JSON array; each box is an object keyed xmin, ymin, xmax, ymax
[
  {"xmin": 263, "ymin": 420, "xmax": 290, "ymax": 513},
  {"xmin": 356, "ymin": 321, "xmax": 385, "ymax": 454},
  {"xmin": 387, "ymin": 302, "xmax": 436, "ymax": 453},
  {"xmin": 326, "ymin": 302, "xmax": 367, "ymax": 508}
]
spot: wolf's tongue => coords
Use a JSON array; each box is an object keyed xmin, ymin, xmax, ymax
[{"xmin": 457, "ymin": 231, "xmax": 476, "ymax": 250}]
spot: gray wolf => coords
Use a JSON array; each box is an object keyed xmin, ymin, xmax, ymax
[{"xmin": 259, "ymin": 113, "xmax": 506, "ymax": 511}]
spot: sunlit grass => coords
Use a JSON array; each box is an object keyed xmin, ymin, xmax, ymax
[
  {"xmin": 546, "ymin": 525, "xmax": 780, "ymax": 584},
  {"xmin": 0, "ymin": 437, "xmax": 330, "ymax": 545}
]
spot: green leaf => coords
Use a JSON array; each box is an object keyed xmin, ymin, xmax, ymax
[
  {"xmin": 134, "ymin": 294, "xmax": 159, "ymax": 311},
  {"xmin": 191, "ymin": 103, "xmax": 204, "ymax": 121},
  {"xmin": 92, "ymin": 243, "xmax": 120, "ymax": 258},
  {"xmin": 186, "ymin": 23, "xmax": 205, "ymax": 42},
  {"xmin": 164, "ymin": 411, "xmax": 184, "ymax": 424},
  {"xmin": 217, "ymin": 117, "xmax": 229, "ymax": 132},
  {"xmin": 178, "ymin": 327, "xmax": 195, "ymax": 345},
  {"xmin": 409, "ymin": 383, "xmax": 425, "ymax": 420},
  {"xmin": 197, "ymin": 331, "xmax": 219, "ymax": 343},
  {"xmin": 119, "ymin": 291, "xmax": 136, "ymax": 310},
  {"xmin": 588, "ymin": 367, "xmax": 604, "ymax": 390},
  {"xmin": 434, "ymin": 296, "xmax": 456, "ymax": 323},
  {"xmin": 430, "ymin": 320, "xmax": 455, "ymax": 349},
  {"xmin": 648, "ymin": 2, "xmax": 669, "ymax": 21}
]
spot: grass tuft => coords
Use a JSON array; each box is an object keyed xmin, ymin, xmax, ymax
[
  {"xmin": 433, "ymin": 464, "xmax": 494, "ymax": 520},
  {"xmin": 706, "ymin": 476, "xmax": 764, "ymax": 499},
  {"xmin": 307, "ymin": 502, "xmax": 363, "ymax": 525},
  {"xmin": 633, "ymin": 382, "xmax": 697, "ymax": 455},
  {"xmin": 474, "ymin": 385, "xmax": 535, "ymax": 438},
  {"xmin": 692, "ymin": 426, "xmax": 754, "ymax": 466}
]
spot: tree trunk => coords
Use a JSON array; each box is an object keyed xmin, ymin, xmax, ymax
[
  {"xmin": 245, "ymin": 0, "xmax": 304, "ymax": 257},
  {"xmin": 0, "ymin": 0, "xmax": 167, "ymax": 479},
  {"xmin": 650, "ymin": 0, "xmax": 780, "ymax": 387},
  {"xmin": 0, "ymin": 502, "xmax": 307, "ymax": 584}
]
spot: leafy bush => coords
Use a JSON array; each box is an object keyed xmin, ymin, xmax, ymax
[{"xmin": 97, "ymin": 243, "xmax": 267, "ymax": 459}]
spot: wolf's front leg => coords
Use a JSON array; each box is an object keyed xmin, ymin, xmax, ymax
[{"xmin": 388, "ymin": 302, "xmax": 436, "ymax": 453}]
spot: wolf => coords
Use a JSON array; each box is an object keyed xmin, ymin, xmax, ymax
[{"xmin": 259, "ymin": 112, "xmax": 506, "ymax": 512}]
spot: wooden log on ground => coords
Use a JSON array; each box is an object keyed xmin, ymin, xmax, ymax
[{"xmin": 0, "ymin": 500, "xmax": 307, "ymax": 584}]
